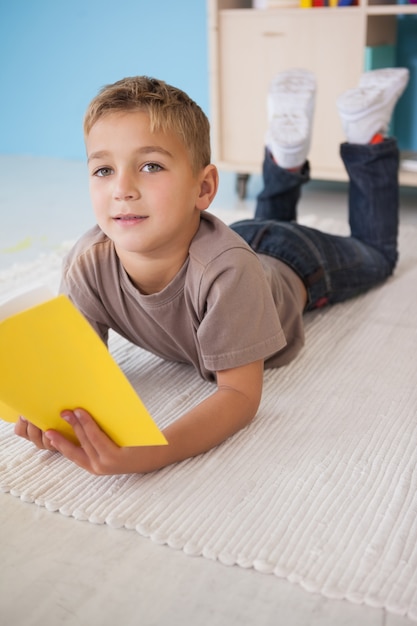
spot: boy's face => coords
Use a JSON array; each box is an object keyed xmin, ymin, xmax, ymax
[{"xmin": 86, "ymin": 110, "xmax": 214, "ymax": 271}]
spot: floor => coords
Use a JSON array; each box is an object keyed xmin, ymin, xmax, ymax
[{"xmin": 0, "ymin": 155, "xmax": 416, "ymax": 625}]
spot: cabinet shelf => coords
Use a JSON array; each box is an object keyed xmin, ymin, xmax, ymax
[
  {"xmin": 367, "ymin": 4, "xmax": 417, "ymax": 14},
  {"xmin": 223, "ymin": 4, "xmax": 417, "ymax": 16},
  {"xmin": 218, "ymin": 0, "xmax": 417, "ymax": 8}
]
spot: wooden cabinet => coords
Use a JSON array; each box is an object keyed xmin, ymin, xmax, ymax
[{"xmin": 208, "ymin": 0, "xmax": 417, "ymax": 189}]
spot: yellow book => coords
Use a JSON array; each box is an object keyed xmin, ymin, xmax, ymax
[{"xmin": 0, "ymin": 286, "xmax": 167, "ymax": 447}]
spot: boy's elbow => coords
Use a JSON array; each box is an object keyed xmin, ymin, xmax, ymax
[
  {"xmin": 237, "ymin": 387, "xmax": 263, "ymax": 429},
  {"xmin": 216, "ymin": 359, "xmax": 264, "ymax": 430}
]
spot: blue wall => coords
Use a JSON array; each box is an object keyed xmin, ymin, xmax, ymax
[{"xmin": 0, "ymin": 0, "xmax": 208, "ymax": 160}]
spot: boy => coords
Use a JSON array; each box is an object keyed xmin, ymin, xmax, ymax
[{"xmin": 15, "ymin": 68, "xmax": 409, "ymax": 475}]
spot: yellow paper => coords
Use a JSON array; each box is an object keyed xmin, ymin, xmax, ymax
[{"xmin": 0, "ymin": 289, "xmax": 167, "ymax": 447}]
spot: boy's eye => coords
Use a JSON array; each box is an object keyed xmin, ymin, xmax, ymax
[
  {"xmin": 94, "ymin": 167, "xmax": 113, "ymax": 177},
  {"xmin": 142, "ymin": 162, "xmax": 162, "ymax": 173}
]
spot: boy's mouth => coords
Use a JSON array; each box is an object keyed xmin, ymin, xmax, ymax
[{"xmin": 113, "ymin": 214, "xmax": 147, "ymax": 223}]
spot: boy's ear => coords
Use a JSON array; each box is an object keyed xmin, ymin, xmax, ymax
[{"xmin": 196, "ymin": 164, "xmax": 219, "ymax": 211}]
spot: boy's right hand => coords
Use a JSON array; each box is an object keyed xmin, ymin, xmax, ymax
[{"xmin": 15, "ymin": 416, "xmax": 57, "ymax": 452}]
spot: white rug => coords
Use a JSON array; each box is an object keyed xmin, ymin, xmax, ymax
[{"xmin": 1, "ymin": 218, "xmax": 417, "ymax": 622}]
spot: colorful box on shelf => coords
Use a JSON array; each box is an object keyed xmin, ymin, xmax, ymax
[
  {"xmin": 254, "ymin": 0, "xmax": 360, "ymax": 6},
  {"xmin": 300, "ymin": 0, "xmax": 357, "ymax": 5}
]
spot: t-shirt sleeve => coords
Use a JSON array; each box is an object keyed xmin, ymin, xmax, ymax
[
  {"xmin": 196, "ymin": 248, "xmax": 287, "ymax": 372},
  {"xmin": 59, "ymin": 252, "xmax": 110, "ymax": 346}
]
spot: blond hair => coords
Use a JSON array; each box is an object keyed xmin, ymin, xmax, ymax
[{"xmin": 84, "ymin": 76, "xmax": 211, "ymax": 173}]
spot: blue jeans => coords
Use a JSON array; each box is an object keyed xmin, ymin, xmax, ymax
[{"xmin": 230, "ymin": 139, "xmax": 399, "ymax": 311}]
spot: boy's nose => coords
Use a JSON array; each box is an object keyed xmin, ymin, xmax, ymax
[{"xmin": 112, "ymin": 173, "xmax": 139, "ymax": 200}]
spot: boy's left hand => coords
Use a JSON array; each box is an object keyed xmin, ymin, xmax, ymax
[{"xmin": 45, "ymin": 409, "xmax": 134, "ymax": 475}]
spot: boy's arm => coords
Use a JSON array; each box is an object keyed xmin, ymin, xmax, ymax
[
  {"xmin": 16, "ymin": 359, "xmax": 264, "ymax": 475},
  {"xmin": 157, "ymin": 358, "xmax": 264, "ymax": 468}
]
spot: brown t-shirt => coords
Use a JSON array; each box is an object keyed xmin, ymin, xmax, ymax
[{"xmin": 60, "ymin": 212, "xmax": 305, "ymax": 382}]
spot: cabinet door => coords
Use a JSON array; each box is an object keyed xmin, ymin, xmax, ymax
[{"xmin": 216, "ymin": 10, "xmax": 365, "ymax": 179}]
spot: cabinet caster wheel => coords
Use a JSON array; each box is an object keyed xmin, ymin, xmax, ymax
[{"xmin": 236, "ymin": 173, "xmax": 250, "ymax": 200}]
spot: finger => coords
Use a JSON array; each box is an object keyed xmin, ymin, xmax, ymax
[
  {"xmin": 61, "ymin": 408, "xmax": 117, "ymax": 457},
  {"xmin": 25, "ymin": 422, "xmax": 44, "ymax": 449},
  {"xmin": 14, "ymin": 416, "xmax": 29, "ymax": 439},
  {"xmin": 45, "ymin": 408, "xmax": 119, "ymax": 474},
  {"xmin": 44, "ymin": 429, "xmax": 91, "ymax": 470},
  {"xmin": 41, "ymin": 431, "xmax": 57, "ymax": 452},
  {"xmin": 15, "ymin": 417, "xmax": 55, "ymax": 451}
]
